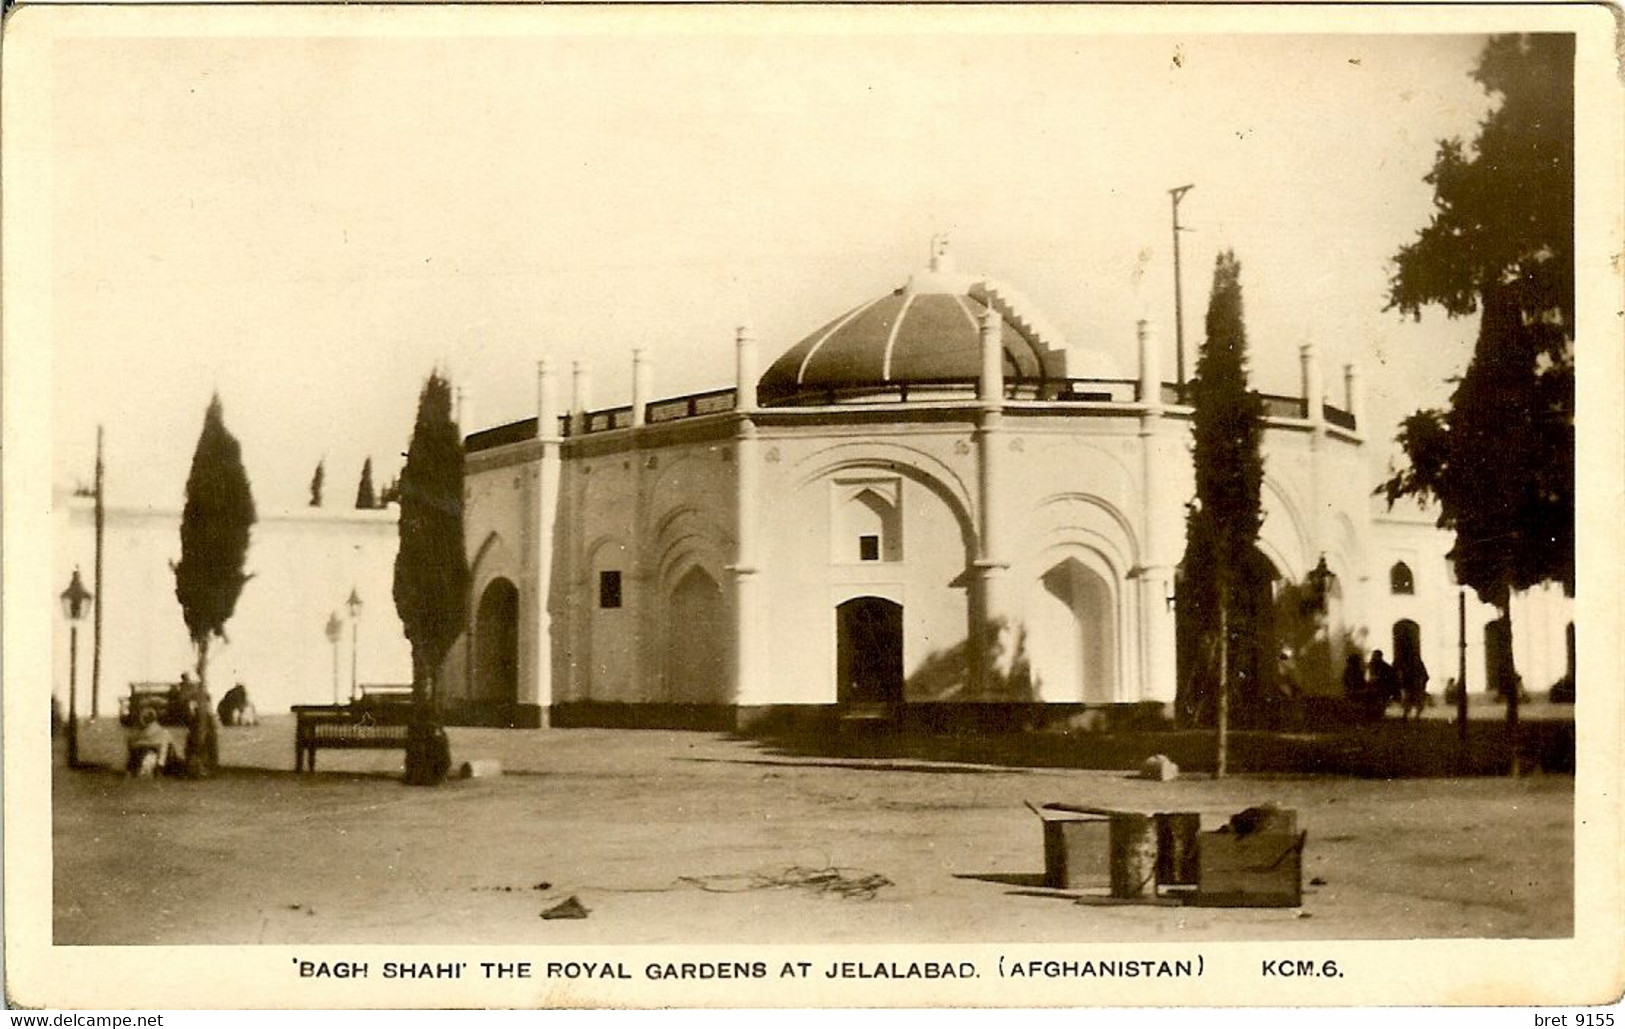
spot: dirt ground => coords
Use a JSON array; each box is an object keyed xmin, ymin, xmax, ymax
[{"xmin": 53, "ymin": 716, "xmax": 1573, "ymax": 946}]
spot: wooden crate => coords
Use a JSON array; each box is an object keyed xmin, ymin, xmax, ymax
[
  {"xmin": 1191, "ymin": 830, "xmax": 1306, "ymax": 907},
  {"xmin": 1039, "ymin": 813, "xmax": 1111, "ymax": 890}
]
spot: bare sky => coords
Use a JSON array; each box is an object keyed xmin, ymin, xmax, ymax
[{"xmin": 37, "ymin": 10, "xmax": 1500, "ymax": 510}]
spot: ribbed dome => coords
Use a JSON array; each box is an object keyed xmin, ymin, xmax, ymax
[{"xmin": 759, "ymin": 240, "xmax": 1074, "ymax": 405}]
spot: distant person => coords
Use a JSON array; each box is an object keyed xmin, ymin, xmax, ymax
[
  {"xmin": 125, "ymin": 706, "xmax": 175, "ymax": 777},
  {"xmin": 218, "ymin": 682, "xmax": 258, "ymax": 727},
  {"xmin": 1341, "ymin": 652, "xmax": 1366, "ymax": 720},
  {"xmin": 1396, "ymin": 651, "xmax": 1429, "ymax": 722},
  {"xmin": 1273, "ymin": 648, "xmax": 1301, "ymax": 729},
  {"xmin": 1366, "ymin": 650, "xmax": 1398, "ymax": 721}
]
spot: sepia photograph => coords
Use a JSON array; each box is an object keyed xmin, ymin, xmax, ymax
[{"xmin": 3, "ymin": 1, "xmax": 1620, "ymax": 1012}]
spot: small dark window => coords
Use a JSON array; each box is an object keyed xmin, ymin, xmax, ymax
[
  {"xmin": 1390, "ymin": 562, "xmax": 1414, "ymax": 595},
  {"xmin": 599, "ymin": 570, "xmax": 622, "ymax": 609},
  {"xmin": 859, "ymin": 535, "xmax": 880, "ymax": 562}
]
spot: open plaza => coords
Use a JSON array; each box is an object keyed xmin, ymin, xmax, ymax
[{"xmin": 54, "ymin": 710, "xmax": 1574, "ymax": 947}]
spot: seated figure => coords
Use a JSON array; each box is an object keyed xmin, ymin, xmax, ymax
[
  {"xmin": 126, "ymin": 706, "xmax": 175, "ymax": 777},
  {"xmin": 217, "ymin": 683, "xmax": 258, "ymax": 727}
]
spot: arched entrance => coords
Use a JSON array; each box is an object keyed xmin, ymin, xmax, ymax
[
  {"xmin": 836, "ymin": 597, "xmax": 903, "ymax": 704},
  {"xmin": 664, "ymin": 567, "xmax": 726, "ymax": 703},
  {"xmin": 473, "ymin": 578, "xmax": 519, "ymax": 704},
  {"xmin": 1392, "ymin": 619, "xmax": 1421, "ymax": 671},
  {"xmin": 1029, "ymin": 557, "xmax": 1115, "ymax": 702}
]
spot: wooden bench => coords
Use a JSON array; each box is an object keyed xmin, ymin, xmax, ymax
[
  {"xmin": 357, "ymin": 683, "xmax": 415, "ymax": 704},
  {"xmin": 293, "ymin": 703, "xmax": 415, "ymax": 772}
]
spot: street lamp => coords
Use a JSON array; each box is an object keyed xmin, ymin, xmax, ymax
[
  {"xmin": 1306, "ymin": 555, "xmax": 1337, "ymax": 615},
  {"xmin": 60, "ymin": 567, "xmax": 94, "ymax": 768},
  {"xmin": 346, "ymin": 588, "xmax": 363, "ymax": 703},
  {"xmin": 324, "ymin": 611, "xmax": 344, "ymax": 705}
]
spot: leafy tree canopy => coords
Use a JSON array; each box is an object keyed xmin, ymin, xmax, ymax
[
  {"xmin": 1387, "ymin": 34, "xmax": 1573, "ymax": 333},
  {"xmin": 1381, "ymin": 34, "xmax": 1574, "ymax": 605}
]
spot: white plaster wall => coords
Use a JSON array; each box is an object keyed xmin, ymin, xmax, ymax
[
  {"xmin": 54, "ymin": 496, "xmax": 409, "ymax": 716},
  {"xmin": 560, "ymin": 431, "xmax": 737, "ymax": 703},
  {"xmin": 762, "ymin": 426, "xmax": 978, "ymax": 704}
]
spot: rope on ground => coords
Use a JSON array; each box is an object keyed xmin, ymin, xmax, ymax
[
  {"xmin": 545, "ymin": 865, "xmax": 894, "ymax": 901},
  {"xmin": 676, "ymin": 865, "xmax": 893, "ymax": 900}
]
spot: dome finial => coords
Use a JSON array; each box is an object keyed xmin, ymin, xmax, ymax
[{"xmin": 928, "ymin": 233, "xmax": 953, "ymax": 273}]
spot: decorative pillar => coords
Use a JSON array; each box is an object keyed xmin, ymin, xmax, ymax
[
  {"xmin": 529, "ymin": 359, "xmax": 561, "ymax": 725},
  {"xmin": 975, "ymin": 307, "xmax": 1012, "ymax": 693},
  {"xmin": 537, "ymin": 359, "xmax": 560, "ymax": 440},
  {"xmin": 1137, "ymin": 318, "xmax": 1161, "ymax": 410},
  {"xmin": 631, "ymin": 349, "xmax": 652, "ymax": 428},
  {"xmin": 731, "ymin": 326, "xmax": 764, "ymax": 710},
  {"xmin": 735, "ymin": 325, "xmax": 759, "ymax": 413},
  {"xmin": 629, "ymin": 348, "xmax": 652, "ymax": 697},
  {"xmin": 1343, "ymin": 362, "xmax": 1363, "ymax": 434},
  {"xmin": 1136, "ymin": 320, "xmax": 1176, "ymax": 704},
  {"xmin": 1299, "ymin": 342, "xmax": 1324, "ymax": 427},
  {"xmin": 1301, "ymin": 342, "xmax": 1326, "ymax": 583},
  {"xmin": 571, "ymin": 361, "xmax": 593, "ymax": 436}
]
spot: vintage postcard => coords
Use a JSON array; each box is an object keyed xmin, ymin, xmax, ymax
[{"xmin": 3, "ymin": 1, "xmax": 1621, "ymax": 1013}]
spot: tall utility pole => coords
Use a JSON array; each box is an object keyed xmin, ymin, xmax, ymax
[
  {"xmin": 1169, "ymin": 184, "xmax": 1195, "ymax": 398},
  {"xmin": 92, "ymin": 425, "xmax": 105, "ymax": 720}
]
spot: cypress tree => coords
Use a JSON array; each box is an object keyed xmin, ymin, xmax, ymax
[
  {"xmin": 356, "ymin": 457, "xmax": 377, "ymax": 510},
  {"xmin": 393, "ymin": 371, "xmax": 468, "ymax": 784},
  {"xmin": 309, "ymin": 459, "xmax": 325, "ymax": 507},
  {"xmin": 172, "ymin": 394, "xmax": 256, "ymax": 777},
  {"xmin": 1184, "ymin": 251, "xmax": 1265, "ymax": 777}
]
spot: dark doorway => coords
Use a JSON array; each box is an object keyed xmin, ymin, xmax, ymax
[
  {"xmin": 836, "ymin": 597, "xmax": 904, "ymax": 704},
  {"xmin": 474, "ymin": 578, "xmax": 519, "ymax": 704},
  {"xmin": 1392, "ymin": 619, "xmax": 1422, "ymax": 671}
]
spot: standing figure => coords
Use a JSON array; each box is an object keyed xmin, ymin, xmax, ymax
[
  {"xmin": 1366, "ymin": 650, "xmax": 1398, "ymax": 722},
  {"xmin": 1396, "ymin": 651, "xmax": 1430, "ymax": 722},
  {"xmin": 1341, "ymin": 652, "xmax": 1367, "ymax": 718}
]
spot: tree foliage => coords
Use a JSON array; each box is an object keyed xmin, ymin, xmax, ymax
[
  {"xmin": 309, "ymin": 459, "xmax": 325, "ymax": 507},
  {"xmin": 1382, "ymin": 287, "xmax": 1573, "ymax": 607},
  {"xmin": 1177, "ymin": 252, "xmax": 1267, "ymax": 753},
  {"xmin": 172, "ymin": 394, "xmax": 255, "ymax": 778},
  {"xmin": 1381, "ymin": 34, "xmax": 1575, "ymax": 605},
  {"xmin": 173, "ymin": 394, "xmax": 257, "ymax": 664},
  {"xmin": 392, "ymin": 371, "xmax": 470, "ymax": 701},
  {"xmin": 356, "ymin": 457, "xmax": 378, "ymax": 510},
  {"xmin": 1189, "ymin": 251, "xmax": 1266, "ymax": 577},
  {"xmin": 1387, "ymin": 34, "xmax": 1574, "ymax": 332}
]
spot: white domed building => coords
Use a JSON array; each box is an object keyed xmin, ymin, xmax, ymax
[{"xmin": 444, "ymin": 241, "xmax": 1565, "ymax": 729}]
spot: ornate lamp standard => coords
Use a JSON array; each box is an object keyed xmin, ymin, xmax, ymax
[
  {"xmin": 346, "ymin": 588, "xmax": 363, "ymax": 703},
  {"xmin": 60, "ymin": 567, "xmax": 94, "ymax": 768},
  {"xmin": 324, "ymin": 611, "xmax": 344, "ymax": 705}
]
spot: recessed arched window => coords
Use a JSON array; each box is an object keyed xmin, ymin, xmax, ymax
[
  {"xmin": 834, "ymin": 480, "xmax": 902, "ymax": 563},
  {"xmin": 1389, "ymin": 561, "xmax": 1415, "ymax": 595}
]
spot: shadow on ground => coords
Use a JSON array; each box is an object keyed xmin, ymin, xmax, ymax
[{"xmin": 735, "ymin": 718, "xmax": 1574, "ymax": 778}]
